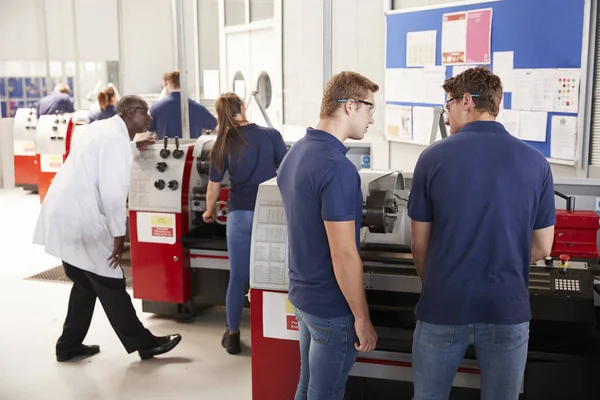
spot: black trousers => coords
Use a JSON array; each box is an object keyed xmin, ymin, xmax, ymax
[{"xmin": 56, "ymin": 262, "xmax": 157, "ymax": 354}]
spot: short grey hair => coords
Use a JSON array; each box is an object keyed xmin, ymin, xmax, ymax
[{"xmin": 116, "ymin": 95, "xmax": 148, "ymax": 115}]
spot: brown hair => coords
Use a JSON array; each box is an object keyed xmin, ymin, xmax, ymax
[
  {"xmin": 163, "ymin": 70, "xmax": 180, "ymax": 89},
  {"xmin": 442, "ymin": 66, "xmax": 503, "ymax": 116},
  {"xmin": 54, "ymin": 83, "xmax": 70, "ymax": 95},
  {"xmin": 320, "ymin": 71, "xmax": 379, "ymax": 119},
  {"xmin": 210, "ymin": 92, "xmax": 249, "ymax": 174},
  {"xmin": 97, "ymin": 87, "xmax": 116, "ymax": 111}
]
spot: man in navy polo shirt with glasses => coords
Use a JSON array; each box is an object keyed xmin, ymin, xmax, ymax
[
  {"xmin": 277, "ymin": 71, "xmax": 379, "ymax": 400},
  {"xmin": 408, "ymin": 66, "xmax": 556, "ymax": 400}
]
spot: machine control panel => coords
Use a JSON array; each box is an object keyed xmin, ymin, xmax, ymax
[
  {"xmin": 13, "ymin": 108, "xmax": 38, "ymax": 156},
  {"xmin": 530, "ymin": 255, "xmax": 592, "ymax": 298},
  {"xmin": 36, "ymin": 113, "xmax": 72, "ymax": 155},
  {"xmin": 129, "ymin": 138, "xmax": 193, "ymax": 213}
]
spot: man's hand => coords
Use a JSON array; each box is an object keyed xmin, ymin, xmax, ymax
[
  {"xmin": 202, "ymin": 209, "xmax": 216, "ymax": 223},
  {"xmin": 133, "ymin": 132, "xmax": 157, "ymax": 149},
  {"xmin": 108, "ymin": 236, "xmax": 126, "ymax": 268},
  {"xmin": 354, "ymin": 317, "xmax": 378, "ymax": 352}
]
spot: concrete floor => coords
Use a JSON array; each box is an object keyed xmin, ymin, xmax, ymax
[{"xmin": 0, "ymin": 188, "xmax": 252, "ymax": 400}]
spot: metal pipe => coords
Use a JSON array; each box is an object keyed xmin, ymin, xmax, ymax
[
  {"xmin": 40, "ymin": 0, "xmax": 52, "ymax": 95},
  {"xmin": 173, "ymin": 0, "xmax": 190, "ymax": 140},
  {"xmin": 70, "ymin": 0, "xmax": 81, "ymax": 109},
  {"xmin": 323, "ymin": 0, "xmax": 333, "ymax": 89}
]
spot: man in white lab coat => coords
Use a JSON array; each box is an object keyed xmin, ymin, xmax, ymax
[{"xmin": 33, "ymin": 95, "xmax": 182, "ymax": 362}]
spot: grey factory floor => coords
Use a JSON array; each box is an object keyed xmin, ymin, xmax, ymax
[{"xmin": 0, "ymin": 188, "xmax": 252, "ymax": 400}]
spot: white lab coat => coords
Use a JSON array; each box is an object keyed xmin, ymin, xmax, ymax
[{"xmin": 33, "ymin": 115, "xmax": 135, "ymax": 279}]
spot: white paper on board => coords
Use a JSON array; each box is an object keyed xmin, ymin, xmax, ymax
[
  {"xmin": 550, "ymin": 115, "xmax": 577, "ymax": 161},
  {"xmin": 518, "ymin": 111, "xmax": 548, "ymax": 142}
]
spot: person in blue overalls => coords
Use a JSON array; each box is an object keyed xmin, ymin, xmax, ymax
[
  {"xmin": 202, "ymin": 92, "xmax": 287, "ymax": 355},
  {"xmin": 37, "ymin": 83, "xmax": 75, "ymax": 116},
  {"xmin": 87, "ymin": 86, "xmax": 117, "ymax": 124},
  {"xmin": 149, "ymin": 70, "xmax": 217, "ymax": 139}
]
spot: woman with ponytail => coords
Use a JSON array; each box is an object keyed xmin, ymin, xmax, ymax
[
  {"xmin": 87, "ymin": 86, "xmax": 117, "ymax": 124},
  {"xmin": 203, "ymin": 92, "xmax": 287, "ymax": 355}
]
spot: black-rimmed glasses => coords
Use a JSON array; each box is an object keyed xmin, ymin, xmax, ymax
[{"xmin": 337, "ymin": 99, "xmax": 376, "ymax": 115}]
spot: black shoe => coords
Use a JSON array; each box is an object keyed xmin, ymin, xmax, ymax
[
  {"xmin": 56, "ymin": 344, "xmax": 100, "ymax": 362},
  {"xmin": 138, "ymin": 334, "xmax": 182, "ymax": 360},
  {"xmin": 222, "ymin": 329, "xmax": 241, "ymax": 355}
]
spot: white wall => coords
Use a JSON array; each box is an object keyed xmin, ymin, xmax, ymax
[
  {"xmin": 332, "ymin": 0, "xmax": 389, "ymax": 170},
  {"xmin": 119, "ymin": 0, "xmax": 175, "ymax": 94},
  {"xmin": 0, "ymin": 0, "xmax": 46, "ymax": 61},
  {"xmin": 0, "ymin": 0, "xmax": 118, "ymax": 62},
  {"xmin": 282, "ymin": 0, "xmax": 323, "ymax": 128}
]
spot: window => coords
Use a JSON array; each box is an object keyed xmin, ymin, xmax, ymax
[
  {"xmin": 256, "ymin": 71, "xmax": 272, "ymax": 108},
  {"xmin": 250, "ymin": 0, "xmax": 274, "ymax": 22},
  {"xmin": 225, "ymin": 0, "xmax": 245, "ymax": 26},
  {"xmin": 233, "ymin": 71, "xmax": 246, "ymax": 100}
]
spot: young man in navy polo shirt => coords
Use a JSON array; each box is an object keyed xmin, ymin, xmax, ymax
[
  {"xmin": 149, "ymin": 70, "xmax": 217, "ymax": 139},
  {"xmin": 408, "ymin": 66, "xmax": 556, "ymax": 399},
  {"xmin": 277, "ymin": 71, "xmax": 379, "ymax": 399}
]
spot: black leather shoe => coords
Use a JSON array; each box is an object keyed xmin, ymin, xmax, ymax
[
  {"xmin": 139, "ymin": 334, "xmax": 182, "ymax": 360},
  {"xmin": 56, "ymin": 344, "xmax": 100, "ymax": 362},
  {"xmin": 222, "ymin": 329, "xmax": 241, "ymax": 355}
]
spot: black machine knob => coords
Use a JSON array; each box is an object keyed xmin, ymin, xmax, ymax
[
  {"xmin": 160, "ymin": 148, "xmax": 171, "ymax": 159},
  {"xmin": 52, "ymin": 126, "xmax": 58, "ymax": 131},
  {"xmin": 25, "ymin": 126, "xmax": 30, "ymax": 130},
  {"xmin": 544, "ymin": 256, "xmax": 553, "ymax": 266},
  {"xmin": 154, "ymin": 179, "xmax": 166, "ymax": 190},
  {"xmin": 173, "ymin": 149, "xmax": 184, "ymax": 159},
  {"xmin": 27, "ymin": 117, "xmax": 31, "ymax": 122},
  {"xmin": 54, "ymin": 118, "xmax": 59, "ymax": 124},
  {"xmin": 173, "ymin": 137, "xmax": 184, "ymax": 159},
  {"xmin": 156, "ymin": 162, "xmax": 168, "ymax": 172},
  {"xmin": 168, "ymin": 180, "xmax": 179, "ymax": 190}
]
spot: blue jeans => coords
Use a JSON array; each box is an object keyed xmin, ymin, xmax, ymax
[
  {"xmin": 225, "ymin": 210, "xmax": 254, "ymax": 332},
  {"xmin": 412, "ymin": 320, "xmax": 529, "ymax": 400},
  {"xmin": 294, "ymin": 308, "xmax": 359, "ymax": 400}
]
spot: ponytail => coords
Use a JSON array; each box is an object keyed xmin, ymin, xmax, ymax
[
  {"xmin": 210, "ymin": 92, "xmax": 249, "ymax": 174},
  {"xmin": 97, "ymin": 87, "xmax": 115, "ymax": 111},
  {"xmin": 98, "ymin": 91, "xmax": 109, "ymax": 111}
]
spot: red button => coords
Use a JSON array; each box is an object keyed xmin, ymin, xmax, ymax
[{"xmin": 559, "ymin": 254, "xmax": 571, "ymax": 262}]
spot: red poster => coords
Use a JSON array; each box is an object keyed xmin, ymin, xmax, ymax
[{"xmin": 466, "ymin": 9, "xmax": 492, "ymax": 64}]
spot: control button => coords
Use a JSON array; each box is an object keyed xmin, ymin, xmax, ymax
[
  {"xmin": 168, "ymin": 180, "xmax": 179, "ymax": 190},
  {"xmin": 52, "ymin": 126, "xmax": 58, "ymax": 131},
  {"xmin": 544, "ymin": 256, "xmax": 553, "ymax": 266},
  {"xmin": 154, "ymin": 179, "xmax": 166, "ymax": 190},
  {"xmin": 54, "ymin": 119, "xmax": 59, "ymax": 124},
  {"xmin": 560, "ymin": 254, "xmax": 571, "ymax": 263},
  {"xmin": 156, "ymin": 162, "xmax": 168, "ymax": 172}
]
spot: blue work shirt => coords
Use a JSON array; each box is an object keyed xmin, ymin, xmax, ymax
[
  {"xmin": 277, "ymin": 128, "xmax": 363, "ymax": 318},
  {"xmin": 87, "ymin": 105, "xmax": 116, "ymax": 124},
  {"xmin": 36, "ymin": 92, "xmax": 75, "ymax": 116},
  {"xmin": 407, "ymin": 121, "xmax": 556, "ymax": 326},
  {"xmin": 149, "ymin": 92, "xmax": 217, "ymax": 139},
  {"xmin": 209, "ymin": 123, "xmax": 287, "ymax": 211}
]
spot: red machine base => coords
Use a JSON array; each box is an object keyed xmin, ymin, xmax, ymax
[{"xmin": 14, "ymin": 155, "xmax": 38, "ymax": 189}]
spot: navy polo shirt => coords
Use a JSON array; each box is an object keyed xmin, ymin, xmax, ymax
[
  {"xmin": 36, "ymin": 92, "xmax": 75, "ymax": 116},
  {"xmin": 277, "ymin": 128, "xmax": 363, "ymax": 318},
  {"xmin": 149, "ymin": 92, "xmax": 217, "ymax": 139},
  {"xmin": 87, "ymin": 105, "xmax": 116, "ymax": 124},
  {"xmin": 209, "ymin": 123, "xmax": 287, "ymax": 211},
  {"xmin": 408, "ymin": 121, "xmax": 556, "ymax": 326}
]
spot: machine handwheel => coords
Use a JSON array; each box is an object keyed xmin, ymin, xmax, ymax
[{"xmin": 216, "ymin": 200, "xmax": 228, "ymax": 225}]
